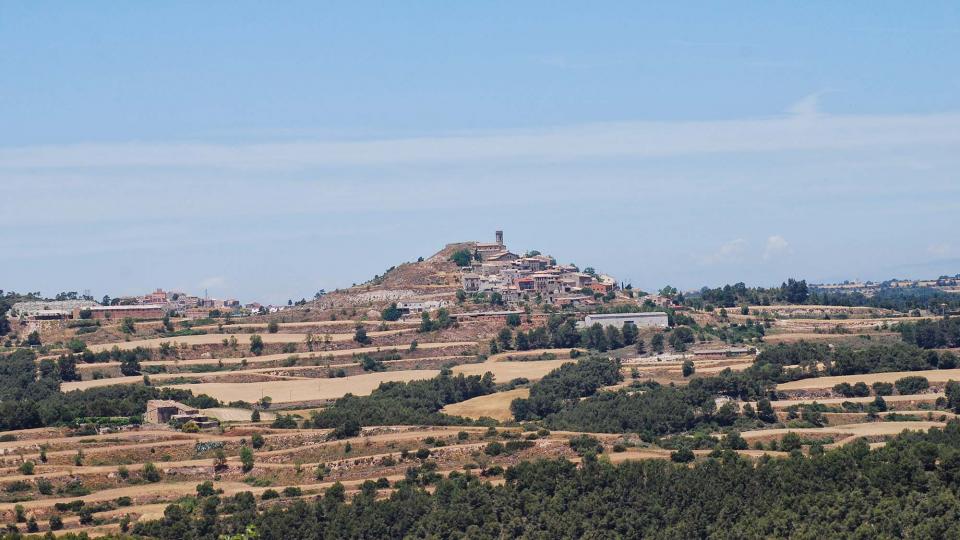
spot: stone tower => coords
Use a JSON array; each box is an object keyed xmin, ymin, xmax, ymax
[{"xmin": 495, "ymin": 230, "xmax": 504, "ymax": 245}]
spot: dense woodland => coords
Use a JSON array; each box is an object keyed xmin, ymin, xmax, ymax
[
  {"xmin": 0, "ymin": 349, "xmax": 218, "ymax": 431},
  {"xmin": 899, "ymin": 317, "xmax": 960, "ymax": 349},
  {"xmin": 116, "ymin": 422, "xmax": 960, "ymax": 539},
  {"xmin": 686, "ymin": 279, "xmax": 960, "ymax": 312},
  {"xmin": 309, "ymin": 369, "xmax": 497, "ymax": 432}
]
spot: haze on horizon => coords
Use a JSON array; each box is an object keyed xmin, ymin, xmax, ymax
[{"xmin": 2, "ymin": 2, "xmax": 958, "ymax": 304}]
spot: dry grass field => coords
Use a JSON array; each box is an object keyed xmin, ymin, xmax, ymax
[
  {"xmin": 165, "ymin": 369, "xmax": 440, "ymax": 403},
  {"xmin": 453, "ymin": 359, "xmax": 574, "ymax": 382},
  {"xmin": 441, "ymin": 388, "xmax": 530, "ymax": 421},
  {"xmin": 777, "ymin": 369, "xmax": 960, "ymax": 391},
  {"xmin": 740, "ymin": 421, "xmax": 947, "ymax": 447},
  {"xmin": 200, "ymin": 407, "xmax": 277, "ymax": 422}
]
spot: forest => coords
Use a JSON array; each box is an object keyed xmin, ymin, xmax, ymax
[
  {"xmin": 0, "ymin": 349, "xmax": 219, "ymax": 431},
  {"xmin": 309, "ymin": 369, "xmax": 497, "ymax": 432},
  {"xmin": 125, "ymin": 421, "xmax": 960, "ymax": 539}
]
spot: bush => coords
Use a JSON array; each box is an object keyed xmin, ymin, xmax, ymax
[
  {"xmin": 670, "ymin": 447, "xmax": 695, "ymax": 463},
  {"xmin": 282, "ymin": 486, "xmax": 302, "ymax": 497},
  {"xmin": 142, "ymin": 462, "xmax": 161, "ymax": 482},
  {"xmin": 568, "ymin": 434, "xmax": 603, "ymax": 457},
  {"xmin": 18, "ymin": 461, "xmax": 35, "ymax": 475},
  {"xmin": 895, "ymin": 376, "xmax": 930, "ymax": 396},
  {"xmin": 261, "ymin": 489, "xmax": 280, "ymax": 500},
  {"xmin": 484, "ymin": 442, "xmax": 504, "ymax": 456}
]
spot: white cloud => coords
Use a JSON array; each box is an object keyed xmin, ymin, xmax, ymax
[
  {"xmin": 700, "ymin": 239, "xmax": 749, "ymax": 265},
  {"xmin": 763, "ymin": 235, "xmax": 790, "ymax": 260},
  {"xmin": 1, "ymin": 110, "xmax": 958, "ymax": 171}
]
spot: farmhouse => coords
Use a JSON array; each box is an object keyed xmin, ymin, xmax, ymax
[
  {"xmin": 145, "ymin": 399, "xmax": 219, "ymax": 428},
  {"xmin": 579, "ymin": 312, "xmax": 669, "ymax": 330}
]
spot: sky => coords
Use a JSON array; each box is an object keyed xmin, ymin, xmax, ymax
[{"xmin": 2, "ymin": 2, "xmax": 959, "ymax": 304}]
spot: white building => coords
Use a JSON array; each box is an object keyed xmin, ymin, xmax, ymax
[{"xmin": 578, "ymin": 312, "xmax": 668, "ymax": 330}]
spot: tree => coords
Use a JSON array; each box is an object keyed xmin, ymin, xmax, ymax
[
  {"xmin": 681, "ymin": 359, "xmax": 695, "ymax": 377},
  {"xmin": 497, "ymin": 327, "xmax": 514, "ymax": 351},
  {"xmin": 419, "ymin": 312, "xmax": 434, "ymax": 333},
  {"xmin": 945, "ymin": 381, "xmax": 960, "ymax": 413},
  {"xmin": 213, "ymin": 448, "xmax": 227, "ymax": 470},
  {"xmin": 353, "ymin": 326, "xmax": 371, "ymax": 345},
  {"xmin": 26, "ymin": 331, "xmax": 41, "ymax": 346},
  {"xmin": 870, "ymin": 395, "xmax": 888, "ymax": 412},
  {"xmin": 781, "ymin": 279, "xmax": 809, "ymax": 304},
  {"xmin": 58, "ymin": 355, "xmax": 79, "ymax": 382},
  {"xmin": 251, "ymin": 409, "xmax": 261, "ymax": 422},
  {"xmin": 450, "ymin": 249, "xmax": 472, "ymax": 267},
  {"xmin": 142, "ymin": 461, "xmax": 161, "ymax": 482},
  {"xmin": 381, "ymin": 303, "xmax": 402, "ymax": 321},
  {"xmin": 490, "ymin": 292, "xmax": 504, "ymax": 306},
  {"xmin": 250, "ymin": 334, "xmax": 264, "ymax": 356},
  {"xmin": 18, "ymin": 461, "xmax": 34, "ymax": 475},
  {"xmin": 757, "ymin": 399, "xmax": 777, "ymax": 423},
  {"xmin": 514, "ymin": 332, "xmax": 530, "ymax": 351},
  {"xmin": 455, "ymin": 290, "xmax": 467, "ymax": 303},
  {"xmin": 251, "ymin": 433, "xmax": 265, "ymax": 449},
  {"xmin": 780, "ymin": 432, "xmax": 802, "ymax": 452},
  {"xmin": 506, "ymin": 313, "xmax": 522, "ymax": 327},
  {"xmin": 670, "ymin": 446, "xmax": 695, "ymax": 463},
  {"xmin": 650, "ymin": 333, "xmax": 665, "ymax": 354},
  {"xmin": 894, "ymin": 376, "xmax": 929, "ymax": 395},
  {"xmin": 621, "ymin": 323, "xmax": 638, "ymax": 346},
  {"xmin": 635, "ymin": 338, "xmax": 646, "ymax": 355},
  {"xmin": 120, "ymin": 317, "xmax": 136, "ymax": 334},
  {"xmin": 267, "ymin": 321, "xmax": 279, "ymax": 334},
  {"xmin": 49, "ymin": 515, "xmax": 63, "ymax": 531},
  {"xmin": 120, "ymin": 355, "xmax": 141, "ymax": 376},
  {"xmin": 240, "ymin": 446, "xmax": 255, "ymax": 472}
]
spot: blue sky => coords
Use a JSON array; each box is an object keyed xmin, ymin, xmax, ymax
[{"xmin": 2, "ymin": 2, "xmax": 959, "ymax": 303}]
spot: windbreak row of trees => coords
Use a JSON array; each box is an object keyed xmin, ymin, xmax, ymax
[
  {"xmin": 755, "ymin": 341, "xmax": 958, "ymax": 379},
  {"xmin": 135, "ymin": 422, "xmax": 960, "ymax": 539}
]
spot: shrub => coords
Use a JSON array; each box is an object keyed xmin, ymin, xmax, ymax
[
  {"xmin": 568, "ymin": 434, "xmax": 603, "ymax": 457},
  {"xmin": 895, "ymin": 376, "xmax": 930, "ymax": 396},
  {"xmin": 142, "ymin": 462, "xmax": 161, "ymax": 482},
  {"xmin": 261, "ymin": 489, "xmax": 280, "ymax": 500}
]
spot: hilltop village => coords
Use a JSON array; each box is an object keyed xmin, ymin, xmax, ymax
[{"xmin": 0, "ymin": 233, "xmax": 958, "ymax": 538}]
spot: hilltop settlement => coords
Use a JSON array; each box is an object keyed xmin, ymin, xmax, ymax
[{"xmin": 0, "ymin": 233, "xmax": 960, "ymax": 537}]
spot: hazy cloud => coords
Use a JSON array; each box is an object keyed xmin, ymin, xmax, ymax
[{"xmin": 1, "ymin": 110, "xmax": 959, "ymax": 172}]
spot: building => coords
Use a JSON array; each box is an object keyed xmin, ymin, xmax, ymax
[
  {"xmin": 145, "ymin": 399, "xmax": 219, "ymax": 428},
  {"xmin": 397, "ymin": 300, "xmax": 448, "ymax": 314},
  {"xmin": 579, "ymin": 312, "xmax": 668, "ymax": 330},
  {"xmin": 462, "ymin": 273, "xmax": 481, "ymax": 292},
  {"xmin": 145, "ymin": 400, "xmax": 200, "ymax": 424},
  {"xmin": 74, "ymin": 304, "xmax": 166, "ymax": 321},
  {"xmin": 143, "ymin": 289, "xmax": 169, "ymax": 304}
]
